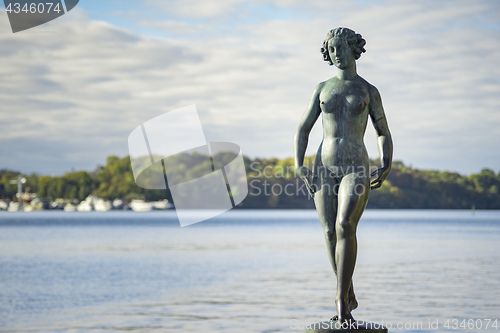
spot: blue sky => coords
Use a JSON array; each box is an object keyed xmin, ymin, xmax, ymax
[
  {"xmin": 82, "ymin": 0, "xmax": 310, "ymax": 37},
  {"xmin": 0, "ymin": 0, "xmax": 499, "ymax": 175}
]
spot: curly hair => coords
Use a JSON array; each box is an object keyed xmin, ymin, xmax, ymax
[{"xmin": 320, "ymin": 27, "xmax": 366, "ymax": 65}]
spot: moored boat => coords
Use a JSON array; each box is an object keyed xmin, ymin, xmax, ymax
[{"xmin": 130, "ymin": 200, "xmax": 153, "ymax": 212}]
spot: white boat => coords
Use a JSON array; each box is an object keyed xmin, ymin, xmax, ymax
[
  {"xmin": 94, "ymin": 199, "xmax": 112, "ymax": 211},
  {"xmin": 152, "ymin": 200, "xmax": 173, "ymax": 210},
  {"xmin": 64, "ymin": 203, "xmax": 76, "ymax": 212},
  {"xmin": 130, "ymin": 200, "xmax": 153, "ymax": 212},
  {"xmin": 76, "ymin": 195, "xmax": 96, "ymax": 212},
  {"xmin": 7, "ymin": 202, "xmax": 19, "ymax": 212},
  {"xmin": 0, "ymin": 200, "xmax": 8, "ymax": 210},
  {"xmin": 112, "ymin": 198, "xmax": 123, "ymax": 209},
  {"xmin": 77, "ymin": 201, "xmax": 92, "ymax": 212}
]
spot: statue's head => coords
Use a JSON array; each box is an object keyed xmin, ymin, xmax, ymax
[{"xmin": 321, "ymin": 28, "xmax": 366, "ymax": 66}]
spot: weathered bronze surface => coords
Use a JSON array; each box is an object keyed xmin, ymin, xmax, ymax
[{"xmin": 294, "ymin": 27, "xmax": 393, "ymax": 326}]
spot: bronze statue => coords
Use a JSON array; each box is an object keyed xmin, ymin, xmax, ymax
[{"xmin": 294, "ymin": 27, "xmax": 393, "ymax": 325}]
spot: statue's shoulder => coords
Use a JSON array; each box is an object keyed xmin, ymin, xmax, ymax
[
  {"xmin": 311, "ymin": 80, "xmax": 328, "ymax": 97},
  {"xmin": 357, "ymin": 76, "xmax": 381, "ymax": 101},
  {"xmin": 355, "ymin": 75, "xmax": 371, "ymax": 88},
  {"xmin": 316, "ymin": 80, "xmax": 328, "ymax": 90}
]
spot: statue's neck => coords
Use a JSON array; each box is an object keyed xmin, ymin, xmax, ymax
[{"xmin": 337, "ymin": 62, "xmax": 357, "ymax": 80}]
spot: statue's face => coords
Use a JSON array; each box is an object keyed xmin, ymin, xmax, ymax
[{"xmin": 328, "ymin": 37, "xmax": 355, "ymax": 70}]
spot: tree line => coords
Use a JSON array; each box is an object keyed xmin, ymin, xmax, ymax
[{"xmin": 1, "ymin": 155, "xmax": 499, "ymax": 209}]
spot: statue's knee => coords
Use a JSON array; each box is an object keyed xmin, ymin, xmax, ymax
[
  {"xmin": 324, "ymin": 227, "xmax": 335, "ymax": 242},
  {"xmin": 337, "ymin": 219, "xmax": 354, "ymax": 237}
]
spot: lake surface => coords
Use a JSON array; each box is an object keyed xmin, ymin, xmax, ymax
[{"xmin": 0, "ymin": 209, "xmax": 499, "ymax": 332}]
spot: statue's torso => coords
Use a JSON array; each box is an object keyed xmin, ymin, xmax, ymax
[{"xmin": 318, "ymin": 77, "xmax": 370, "ymax": 176}]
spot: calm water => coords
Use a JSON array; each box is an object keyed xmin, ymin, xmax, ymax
[{"xmin": 0, "ymin": 209, "xmax": 499, "ymax": 332}]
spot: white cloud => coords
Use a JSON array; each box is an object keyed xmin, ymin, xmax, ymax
[
  {"xmin": 0, "ymin": 0, "xmax": 499, "ymax": 174},
  {"xmin": 145, "ymin": 0, "xmax": 245, "ymax": 19}
]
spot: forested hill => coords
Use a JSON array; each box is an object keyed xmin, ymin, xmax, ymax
[{"xmin": 1, "ymin": 155, "xmax": 499, "ymax": 209}]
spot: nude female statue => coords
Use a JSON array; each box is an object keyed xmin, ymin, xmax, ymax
[{"xmin": 294, "ymin": 28, "xmax": 393, "ymax": 324}]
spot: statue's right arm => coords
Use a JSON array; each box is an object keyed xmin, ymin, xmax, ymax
[{"xmin": 294, "ymin": 83, "xmax": 323, "ymax": 177}]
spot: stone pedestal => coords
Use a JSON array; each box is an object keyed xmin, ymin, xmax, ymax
[{"xmin": 305, "ymin": 320, "xmax": 387, "ymax": 333}]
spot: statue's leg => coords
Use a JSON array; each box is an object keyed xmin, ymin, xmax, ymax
[
  {"xmin": 313, "ymin": 171, "xmax": 339, "ymax": 277},
  {"xmin": 348, "ymin": 284, "xmax": 358, "ymax": 312},
  {"xmin": 313, "ymin": 171, "xmax": 358, "ymax": 316},
  {"xmin": 335, "ymin": 173, "xmax": 370, "ymax": 323}
]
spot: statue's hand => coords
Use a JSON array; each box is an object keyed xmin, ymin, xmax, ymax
[
  {"xmin": 370, "ymin": 166, "xmax": 391, "ymax": 190},
  {"xmin": 296, "ymin": 166, "xmax": 316, "ymax": 197},
  {"xmin": 296, "ymin": 166, "xmax": 312, "ymax": 179}
]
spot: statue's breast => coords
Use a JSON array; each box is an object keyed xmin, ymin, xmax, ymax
[
  {"xmin": 320, "ymin": 89, "xmax": 367, "ymax": 116},
  {"xmin": 345, "ymin": 94, "xmax": 366, "ymax": 113}
]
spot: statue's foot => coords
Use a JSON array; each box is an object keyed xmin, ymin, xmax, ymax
[
  {"xmin": 347, "ymin": 286, "xmax": 358, "ymax": 311},
  {"xmin": 348, "ymin": 295, "xmax": 358, "ymax": 312},
  {"xmin": 340, "ymin": 312, "xmax": 355, "ymax": 324},
  {"xmin": 336, "ymin": 299, "xmax": 355, "ymax": 324}
]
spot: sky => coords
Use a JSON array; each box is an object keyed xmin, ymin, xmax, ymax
[{"xmin": 0, "ymin": 0, "xmax": 499, "ymax": 175}]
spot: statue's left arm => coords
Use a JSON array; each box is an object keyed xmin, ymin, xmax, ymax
[{"xmin": 368, "ymin": 85, "xmax": 393, "ymax": 190}]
